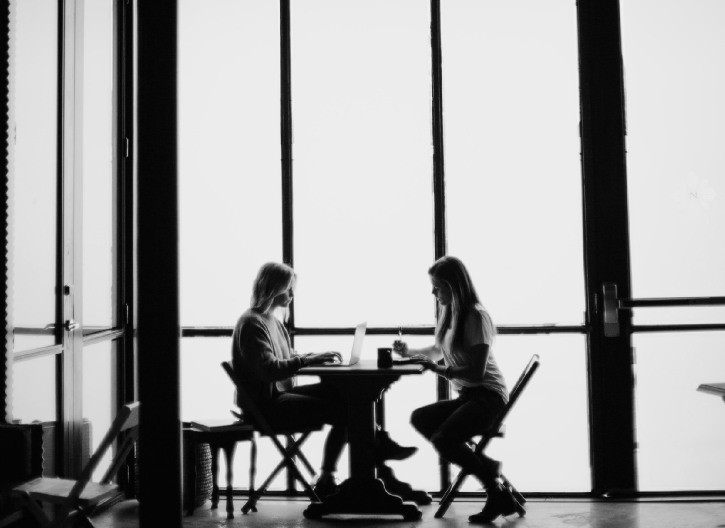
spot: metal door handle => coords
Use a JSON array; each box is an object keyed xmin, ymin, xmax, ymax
[{"xmin": 64, "ymin": 320, "xmax": 80, "ymax": 332}]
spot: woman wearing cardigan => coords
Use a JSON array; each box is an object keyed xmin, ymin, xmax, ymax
[{"xmin": 232, "ymin": 262, "xmax": 415, "ymax": 498}]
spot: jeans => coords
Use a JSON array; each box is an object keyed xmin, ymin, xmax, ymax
[{"xmin": 411, "ymin": 386, "xmax": 506, "ymax": 489}]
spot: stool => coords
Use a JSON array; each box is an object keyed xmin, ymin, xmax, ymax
[{"xmin": 184, "ymin": 425, "xmax": 256, "ymax": 519}]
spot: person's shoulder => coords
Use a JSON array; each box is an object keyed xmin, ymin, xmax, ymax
[
  {"xmin": 236, "ymin": 310, "xmax": 266, "ymax": 330},
  {"xmin": 464, "ymin": 306, "xmax": 486, "ymax": 330},
  {"xmin": 464, "ymin": 306, "xmax": 490, "ymax": 345}
]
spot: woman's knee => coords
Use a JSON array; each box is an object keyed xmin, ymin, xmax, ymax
[{"xmin": 410, "ymin": 407, "xmax": 430, "ymax": 436}]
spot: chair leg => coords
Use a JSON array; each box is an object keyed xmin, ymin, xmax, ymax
[
  {"xmin": 271, "ymin": 434, "xmax": 319, "ymax": 503},
  {"xmin": 501, "ymin": 474, "xmax": 526, "ymax": 516},
  {"xmin": 286, "ymin": 433, "xmax": 316, "ymax": 477},
  {"xmin": 73, "ymin": 510, "xmax": 97, "ymax": 528},
  {"xmin": 242, "ymin": 457, "xmax": 287, "ymax": 514},
  {"xmin": 185, "ymin": 438, "xmax": 198, "ymax": 516},
  {"xmin": 221, "ymin": 441, "xmax": 237, "ymax": 519},
  {"xmin": 242, "ymin": 434, "xmax": 319, "ymax": 514},
  {"xmin": 287, "ymin": 459, "xmax": 319, "ymax": 503},
  {"xmin": 209, "ymin": 444, "xmax": 221, "ymax": 510},
  {"xmin": 249, "ymin": 436, "xmax": 257, "ymax": 503},
  {"xmin": 17, "ymin": 492, "xmax": 51, "ymax": 528},
  {"xmin": 434, "ymin": 468, "xmax": 470, "ymax": 519}
]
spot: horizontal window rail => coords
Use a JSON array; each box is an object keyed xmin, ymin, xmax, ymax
[
  {"xmin": 13, "ymin": 325, "xmax": 122, "ymax": 336},
  {"xmin": 631, "ymin": 323, "xmax": 725, "ymax": 333},
  {"xmin": 620, "ymin": 296, "xmax": 725, "ymax": 309},
  {"xmin": 13, "ymin": 344, "xmax": 64, "ymax": 362},
  {"xmin": 181, "ymin": 324, "xmax": 587, "ymax": 338},
  {"xmin": 82, "ymin": 328, "xmax": 125, "ymax": 347},
  {"xmin": 603, "ymin": 284, "xmax": 725, "ymax": 337},
  {"xmin": 13, "ymin": 326, "xmax": 56, "ymax": 336}
]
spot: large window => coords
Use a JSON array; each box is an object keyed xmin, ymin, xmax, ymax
[
  {"xmin": 7, "ymin": 0, "xmax": 725, "ymax": 500},
  {"xmin": 9, "ymin": 0, "xmax": 58, "ymax": 354},
  {"xmin": 178, "ymin": 0, "xmax": 588, "ymax": 495},
  {"xmin": 178, "ymin": 0, "xmax": 282, "ymax": 329},
  {"xmin": 6, "ymin": 0, "xmax": 131, "ymax": 481},
  {"xmin": 292, "ymin": 0, "xmax": 435, "ymax": 328},
  {"xmin": 621, "ymin": 0, "xmax": 725, "ymax": 492},
  {"xmin": 442, "ymin": 0, "xmax": 583, "ymax": 326}
]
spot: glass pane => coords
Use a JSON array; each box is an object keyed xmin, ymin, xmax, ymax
[
  {"xmin": 634, "ymin": 332, "xmax": 725, "ymax": 491},
  {"xmin": 82, "ymin": 339, "xmax": 116, "ymax": 481},
  {"xmin": 634, "ymin": 306, "xmax": 725, "ymax": 326},
  {"xmin": 8, "ymin": 0, "xmax": 59, "ymax": 351},
  {"xmin": 82, "ymin": 0, "xmax": 115, "ymax": 330},
  {"xmin": 442, "ymin": 0, "xmax": 584, "ymax": 325},
  {"xmin": 181, "ymin": 337, "xmax": 287, "ymax": 491},
  {"xmin": 12, "ymin": 354, "xmax": 57, "ymax": 423},
  {"xmin": 621, "ymin": 0, "xmax": 725, "ymax": 299},
  {"xmin": 292, "ymin": 0, "xmax": 435, "ymax": 328},
  {"xmin": 178, "ymin": 0, "xmax": 282, "ymax": 327},
  {"xmin": 295, "ymin": 334, "xmax": 437, "ymax": 489},
  {"xmin": 460, "ymin": 334, "xmax": 589, "ymax": 492}
]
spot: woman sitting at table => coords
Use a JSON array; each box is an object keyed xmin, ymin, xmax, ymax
[
  {"xmin": 393, "ymin": 256, "xmax": 516, "ymax": 523},
  {"xmin": 232, "ymin": 261, "xmax": 416, "ymax": 498}
]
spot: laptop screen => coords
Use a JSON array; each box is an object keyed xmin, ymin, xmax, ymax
[{"xmin": 348, "ymin": 322, "xmax": 367, "ymax": 366}]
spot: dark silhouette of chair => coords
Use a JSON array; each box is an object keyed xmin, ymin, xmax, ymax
[
  {"xmin": 435, "ymin": 355, "xmax": 540, "ymax": 519},
  {"xmin": 220, "ymin": 361, "xmax": 321, "ymax": 515},
  {"xmin": 12, "ymin": 401, "xmax": 140, "ymax": 528},
  {"xmin": 183, "ymin": 420, "xmax": 256, "ymax": 518}
]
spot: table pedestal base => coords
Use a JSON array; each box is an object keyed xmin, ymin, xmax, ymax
[
  {"xmin": 303, "ymin": 478, "xmax": 422, "ymax": 520},
  {"xmin": 377, "ymin": 463, "xmax": 432, "ymax": 505}
]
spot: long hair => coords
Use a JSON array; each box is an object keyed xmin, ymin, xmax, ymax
[
  {"xmin": 428, "ymin": 256, "xmax": 496, "ymax": 355},
  {"xmin": 250, "ymin": 262, "xmax": 296, "ymax": 320}
]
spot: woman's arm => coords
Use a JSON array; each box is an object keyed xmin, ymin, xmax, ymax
[
  {"xmin": 426, "ymin": 343, "xmax": 489, "ymax": 383},
  {"xmin": 392, "ymin": 341, "xmax": 443, "ymax": 362}
]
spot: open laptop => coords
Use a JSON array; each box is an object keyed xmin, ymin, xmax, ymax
[{"xmin": 318, "ymin": 322, "xmax": 367, "ymax": 367}]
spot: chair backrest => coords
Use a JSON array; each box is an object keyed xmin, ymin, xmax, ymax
[
  {"xmin": 221, "ymin": 361, "xmax": 275, "ymax": 436},
  {"xmin": 489, "ymin": 354, "xmax": 540, "ymax": 434},
  {"xmin": 69, "ymin": 402, "xmax": 140, "ymax": 498}
]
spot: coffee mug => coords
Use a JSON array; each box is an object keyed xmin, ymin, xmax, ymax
[{"xmin": 377, "ymin": 347, "xmax": 393, "ymax": 368}]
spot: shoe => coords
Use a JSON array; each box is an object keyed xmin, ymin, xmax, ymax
[
  {"xmin": 313, "ymin": 476, "xmax": 340, "ymax": 499},
  {"xmin": 374, "ymin": 430, "xmax": 418, "ymax": 462},
  {"xmin": 468, "ymin": 482, "xmax": 517, "ymax": 524},
  {"xmin": 376, "ymin": 463, "xmax": 433, "ymax": 505}
]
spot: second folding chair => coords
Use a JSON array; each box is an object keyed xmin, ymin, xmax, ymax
[
  {"xmin": 435, "ymin": 354, "xmax": 540, "ymax": 519},
  {"xmin": 12, "ymin": 401, "xmax": 140, "ymax": 528}
]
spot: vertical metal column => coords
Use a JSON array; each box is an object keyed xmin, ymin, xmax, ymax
[
  {"xmin": 113, "ymin": 0, "xmax": 136, "ymax": 492},
  {"xmin": 577, "ymin": 0, "xmax": 637, "ymax": 495},
  {"xmin": 279, "ymin": 0, "xmax": 297, "ymax": 492},
  {"xmin": 430, "ymin": 0, "xmax": 450, "ymax": 492},
  {"xmin": 59, "ymin": 0, "xmax": 85, "ymax": 479},
  {"xmin": 281, "ymin": 0, "xmax": 293, "ymax": 272},
  {"xmin": 1, "ymin": 0, "xmax": 10, "ymax": 424},
  {"xmin": 137, "ymin": 0, "xmax": 183, "ymax": 525}
]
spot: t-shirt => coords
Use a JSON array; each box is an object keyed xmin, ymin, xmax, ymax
[{"xmin": 440, "ymin": 308, "xmax": 508, "ymax": 404}]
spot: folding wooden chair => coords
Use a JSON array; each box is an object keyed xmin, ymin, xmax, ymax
[
  {"xmin": 12, "ymin": 401, "xmax": 140, "ymax": 528},
  {"xmin": 435, "ymin": 354, "xmax": 540, "ymax": 519},
  {"xmin": 220, "ymin": 361, "xmax": 321, "ymax": 515}
]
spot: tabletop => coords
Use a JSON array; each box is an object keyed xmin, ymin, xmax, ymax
[
  {"xmin": 299, "ymin": 358, "xmax": 424, "ymax": 376},
  {"xmin": 697, "ymin": 382, "xmax": 725, "ymax": 397}
]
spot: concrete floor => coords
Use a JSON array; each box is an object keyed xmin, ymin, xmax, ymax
[{"xmin": 93, "ymin": 497, "xmax": 725, "ymax": 528}]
